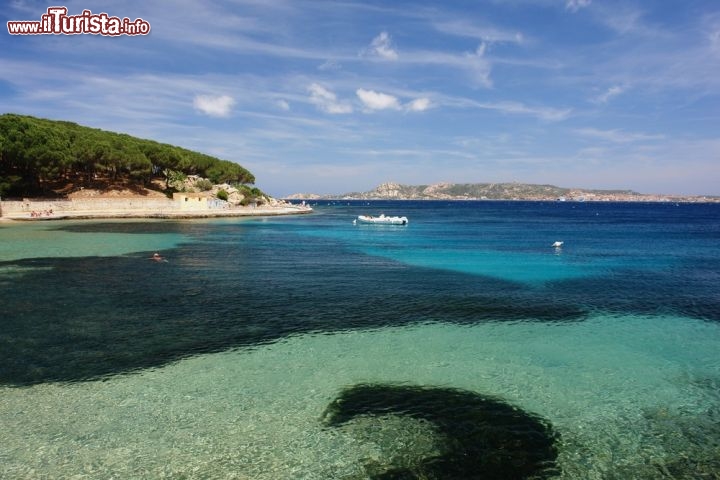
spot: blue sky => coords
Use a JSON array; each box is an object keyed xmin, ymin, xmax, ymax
[{"xmin": 2, "ymin": 0, "xmax": 719, "ymax": 196}]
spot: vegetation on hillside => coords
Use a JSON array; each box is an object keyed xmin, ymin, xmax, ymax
[{"xmin": 0, "ymin": 114, "xmax": 255, "ymax": 197}]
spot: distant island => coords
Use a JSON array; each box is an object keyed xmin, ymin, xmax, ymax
[{"xmin": 287, "ymin": 182, "xmax": 719, "ymax": 203}]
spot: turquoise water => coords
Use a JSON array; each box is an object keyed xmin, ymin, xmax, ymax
[{"xmin": 1, "ymin": 201, "xmax": 719, "ymax": 478}]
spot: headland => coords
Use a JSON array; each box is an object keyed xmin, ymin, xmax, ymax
[{"xmin": 0, "ymin": 114, "xmax": 312, "ymax": 222}]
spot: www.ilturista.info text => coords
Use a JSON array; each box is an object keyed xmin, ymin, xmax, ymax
[{"xmin": 7, "ymin": 7, "xmax": 150, "ymax": 36}]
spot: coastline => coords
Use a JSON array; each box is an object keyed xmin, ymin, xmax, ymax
[
  {"xmin": 290, "ymin": 195, "xmax": 719, "ymax": 203},
  {"xmin": 287, "ymin": 182, "xmax": 719, "ymax": 203},
  {"xmin": 0, "ymin": 199, "xmax": 312, "ymax": 223}
]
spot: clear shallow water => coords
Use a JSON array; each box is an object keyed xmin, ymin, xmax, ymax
[{"xmin": 1, "ymin": 201, "xmax": 719, "ymax": 479}]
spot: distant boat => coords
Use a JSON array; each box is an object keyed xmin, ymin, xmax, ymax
[
  {"xmin": 552, "ymin": 241, "xmax": 564, "ymax": 248},
  {"xmin": 354, "ymin": 214, "xmax": 408, "ymax": 225}
]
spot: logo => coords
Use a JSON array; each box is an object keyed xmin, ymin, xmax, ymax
[{"xmin": 7, "ymin": 6, "xmax": 151, "ymax": 36}]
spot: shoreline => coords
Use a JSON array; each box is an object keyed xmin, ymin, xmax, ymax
[
  {"xmin": 290, "ymin": 197, "xmax": 720, "ymax": 204},
  {"xmin": 0, "ymin": 203, "xmax": 313, "ymax": 223},
  {"xmin": 289, "ymin": 196, "xmax": 720, "ymax": 203}
]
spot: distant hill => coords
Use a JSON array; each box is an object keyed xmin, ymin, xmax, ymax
[{"xmin": 287, "ymin": 182, "xmax": 716, "ymax": 202}]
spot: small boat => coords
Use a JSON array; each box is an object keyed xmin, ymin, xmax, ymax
[
  {"xmin": 354, "ymin": 214, "xmax": 408, "ymax": 225},
  {"xmin": 552, "ymin": 241, "xmax": 564, "ymax": 248}
]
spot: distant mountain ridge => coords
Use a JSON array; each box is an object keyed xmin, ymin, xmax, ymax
[{"xmin": 286, "ymin": 182, "xmax": 716, "ymax": 202}]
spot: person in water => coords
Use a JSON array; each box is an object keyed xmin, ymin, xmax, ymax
[{"xmin": 151, "ymin": 253, "xmax": 165, "ymax": 262}]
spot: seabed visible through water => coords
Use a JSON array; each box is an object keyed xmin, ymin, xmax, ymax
[{"xmin": 1, "ymin": 202, "xmax": 719, "ymax": 479}]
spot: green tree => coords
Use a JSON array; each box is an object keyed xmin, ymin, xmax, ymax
[{"xmin": 0, "ymin": 113, "xmax": 257, "ymax": 197}]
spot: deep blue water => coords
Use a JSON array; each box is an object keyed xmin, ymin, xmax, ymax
[
  {"xmin": 1, "ymin": 200, "xmax": 719, "ymax": 478},
  {"xmin": 2, "ymin": 200, "xmax": 717, "ymax": 385}
]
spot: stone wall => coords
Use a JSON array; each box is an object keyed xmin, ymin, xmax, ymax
[
  {"xmin": 0, "ymin": 196, "xmax": 311, "ymax": 219},
  {"xmin": 0, "ymin": 198, "xmax": 179, "ymax": 216}
]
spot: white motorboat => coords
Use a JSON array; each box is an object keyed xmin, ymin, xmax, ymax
[{"xmin": 354, "ymin": 214, "xmax": 408, "ymax": 225}]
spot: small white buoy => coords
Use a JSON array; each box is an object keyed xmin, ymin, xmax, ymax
[{"xmin": 552, "ymin": 241, "xmax": 564, "ymax": 248}]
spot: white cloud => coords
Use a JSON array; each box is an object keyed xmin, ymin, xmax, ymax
[
  {"xmin": 592, "ymin": 5, "xmax": 650, "ymax": 35},
  {"xmin": 276, "ymin": 99, "xmax": 290, "ymax": 111},
  {"xmin": 432, "ymin": 19, "xmax": 524, "ymax": 45},
  {"xmin": 356, "ymin": 89, "xmax": 401, "ymax": 111},
  {"xmin": 701, "ymin": 12, "xmax": 720, "ymax": 54},
  {"xmin": 710, "ymin": 29, "xmax": 720, "ymax": 52},
  {"xmin": 427, "ymin": 93, "xmax": 571, "ymax": 121},
  {"xmin": 480, "ymin": 100, "xmax": 570, "ymax": 121},
  {"xmin": 193, "ymin": 94, "xmax": 235, "ymax": 117},
  {"xmin": 406, "ymin": 97, "xmax": 431, "ymax": 112},
  {"xmin": 318, "ymin": 60, "xmax": 342, "ymax": 71},
  {"xmin": 566, "ymin": 0, "xmax": 592, "ymax": 12},
  {"xmin": 459, "ymin": 42, "xmax": 496, "ymax": 88},
  {"xmin": 593, "ymin": 85, "xmax": 625, "ymax": 104},
  {"xmin": 354, "ymin": 90, "xmax": 431, "ymax": 113},
  {"xmin": 575, "ymin": 127, "xmax": 664, "ymax": 143},
  {"xmin": 366, "ymin": 31, "xmax": 398, "ymax": 60},
  {"xmin": 308, "ymin": 83, "xmax": 352, "ymax": 114}
]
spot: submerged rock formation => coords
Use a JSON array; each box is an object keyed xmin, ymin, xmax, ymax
[{"xmin": 322, "ymin": 383, "xmax": 560, "ymax": 479}]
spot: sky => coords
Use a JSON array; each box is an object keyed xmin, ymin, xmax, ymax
[{"xmin": 2, "ymin": 0, "xmax": 719, "ymax": 197}]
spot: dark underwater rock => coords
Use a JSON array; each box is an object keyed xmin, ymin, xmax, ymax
[{"xmin": 322, "ymin": 383, "xmax": 560, "ymax": 480}]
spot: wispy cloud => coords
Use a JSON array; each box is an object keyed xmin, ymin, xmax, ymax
[
  {"xmin": 318, "ymin": 60, "xmax": 342, "ymax": 71},
  {"xmin": 308, "ymin": 83, "xmax": 353, "ymax": 114},
  {"xmin": 711, "ymin": 29, "xmax": 720, "ymax": 51},
  {"xmin": 575, "ymin": 127, "xmax": 664, "ymax": 143},
  {"xmin": 364, "ymin": 31, "xmax": 399, "ymax": 60},
  {"xmin": 427, "ymin": 91, "xmax": 571, "ymax": 120},
  {"xmin": 566, "ymin": 0, "xmax": 592, "ymax": 13},
  {"xmin": 488, "ymin": 102, "xmax": 571, "ymax": 121},
  {"xmin": 588, "ymin": 4, "xmax": 660, "ymax": 36},
  {"xmin": 704, "ymin": 13, "xmax": 720, "ymax": 53},
  {"xmin": 463, "ymin": 48, "xmax": 494, "ymax": 88},
  {"xmin": 432, "ymin": 19, "xmax": 524, "ymax": 44},
  {"xmin": 593, "ymin": 85, "xmax": 625, "ymax": 104},
  {"xmin": 472, "ymin": 100, "xmax": 571, "ymax": 121}
]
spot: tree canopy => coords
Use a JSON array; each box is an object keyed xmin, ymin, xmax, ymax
[{"xmin": 0, "ymin": 114, "xmax": 255, "ymax": 197}]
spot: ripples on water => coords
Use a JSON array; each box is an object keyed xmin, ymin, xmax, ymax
[{"xmin": 0, "ymin": 201, "xmax": 719, "ymax": 478}]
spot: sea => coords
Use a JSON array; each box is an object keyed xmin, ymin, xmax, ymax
[{"xmin": 0, "ymin": 200, "xmax": 719, "ymax": 479}]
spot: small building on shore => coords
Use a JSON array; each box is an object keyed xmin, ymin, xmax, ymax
[{"xmin": 172, "ymin": 192, "xmax": 210, "ymax": 210}]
